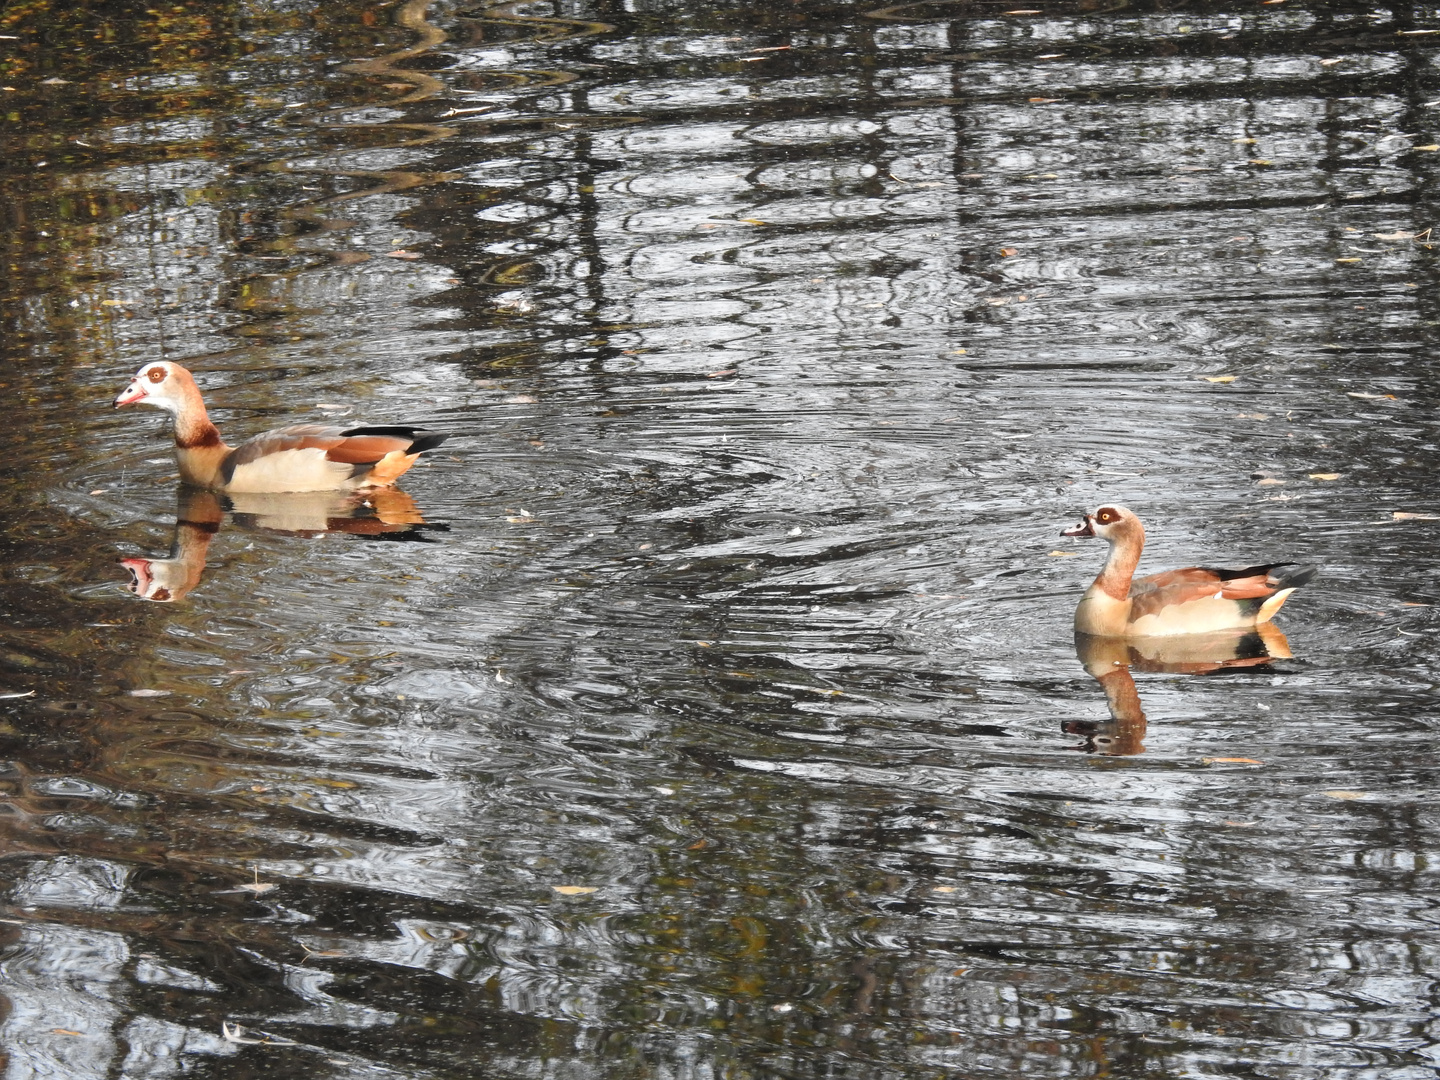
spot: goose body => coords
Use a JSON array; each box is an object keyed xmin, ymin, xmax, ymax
[
  {"xmin": 1062, "ymin": 505, "xmax": 1316, "ymax": 637},
  {"xmin": 114, "ymin": 362, "xmax": 448, "ymax": 493}
]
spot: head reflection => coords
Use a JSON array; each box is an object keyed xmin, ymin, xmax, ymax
[
  {"xmin": 1068, "ymin": 624, "xmax": 1292, "ymax": 755},
  {"xmin": 121, "ymin": 487, "xmax": 434, "ymax": 602}
]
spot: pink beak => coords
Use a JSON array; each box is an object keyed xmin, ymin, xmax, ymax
[
  {"xmin": 114, "ymin": 382, "xmax": 146, "ymax": 408},
  {"xmin": 120, "ymin": 558, "xmax": 153, "ymax": 594},
  {"xmin": 1060, "ymin": 516, "xmax": 1095, "ymax": 538}
]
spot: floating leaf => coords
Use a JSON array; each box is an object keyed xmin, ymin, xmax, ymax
[
  {"xmin": 1257, "ymin": 478, "xmax": 1286, "ymax": 486},
  {"xmin": 1347, "ymin": 391, "xmax": 1397, "ymax": 400},
  {"xmin": 1202, "ymin": 757, "xmax": 1263, "ymax": 765},
  {"xmin": 1235, "ymin": 412, "xmax": 1269, "ymax": 420},
  {"xmin": 1335, "ymin": 257, "xmax": 1362, "ymax": 263},
  {"xmin": 552, "ymin": 885, "xmax": 598, "ymax": 895},
  {"xmin": 708, "ymin": 369, "xmax": 738, "ymax": 378},
  {"xmin": 1309, "ymin": 473, "xmax": 1341, "ymax": 480},
  {"xmin": 1416, "ymin": 145, "xmax": 1440, "ymax": 151},
  {"xmin": 1048, "ymin": 550, "xmax": 1078, "ymax": 557},
  {"xmin": 1248, "ymin": 159, "xmax": 1273, "ymax": 165},
  {"xmin": 127, "ymin": 688, "xmax": 171, "ymax": 697},
  {"xmin": 1374, "ymin": 231, "xmax": 1416, "ymax": 240},
  {"xmin": 1323, "ymin": 790, "xmax": 1366, "ymax": 799},
  {"xmin": 1028, "ymin": 97, "xmax": 1061, "ymax": 103},
  {"xmin": 1203, "ymin": 375, "xmax": 1237, "ymax": 383},
  {"xmin": 737, "ymin": 218, "xmax": 768, "ymax": 226},
  {"xmin": 1393, "ymin": 512, "xmax": 1440, "ymax": 521},
  {"xmin": 51, "ymin": 1029, "xmax": 83, "ymax": 1037},
  {"xmin": 385, "ymin": 250, "xmax": 421, "ymax": 260},
  {"xmin": 101, "ymin": 299, "xmax": 125, "ymax": 307},
  {"xmin": 932, "ymin": 886, "xmax": 957, "ymax": 893},
  {"xmin": 999, "ymin": 247, "xmax": 1019, "ymax": 256},
  {"xmin": 505, "ymin": 394, "xmax": 538, "ymax": 404}
]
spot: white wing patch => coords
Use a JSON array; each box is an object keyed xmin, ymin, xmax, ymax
[{"xmin": 224, "ymin": 447, "xmax": 357, "ymax": 493}]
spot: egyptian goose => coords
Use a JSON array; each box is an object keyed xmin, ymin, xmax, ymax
[
  {"xmin": 1061, "ymin": 505, "xmax": 1316, "ymax": 637},
  {"xmin": 114, "ymin": 362, "xmax": 449, "ymax": 492}
]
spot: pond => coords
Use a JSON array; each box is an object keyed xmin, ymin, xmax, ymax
[{"xmin": 3, "ymin": 0, "xmax": 1440, "ymax": 1076}]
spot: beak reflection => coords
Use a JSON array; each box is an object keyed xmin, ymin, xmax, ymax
[{"xmin": 1069, "ymin": 624, "xmax": 1293, "ymax": 755}]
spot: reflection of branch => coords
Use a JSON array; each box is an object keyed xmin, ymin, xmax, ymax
[
  {"xmin": 479, "ymin": 0, "xmax": 613, "ymax": 43},
  {"xmin": 344, "ymin": 0, "xmax": 448, "ymax": 104}
]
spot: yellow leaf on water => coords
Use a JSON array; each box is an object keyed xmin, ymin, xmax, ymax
[
  {"xmin": 1309, "ymin": 473, "xmax": 1341, "ymax": 480},
  {"xmin": 1323, "ymin": 790, "xmax": 1366, "ymax": 800},
  {"xmin": 1048, "ymin": 550, "xmax": 1078, "ymax": 557},
  {"xmin": 101, "ymin": 299, "xmax": 125, "ymax": 307},
  {"xmin": 932, "ymin": 886, "xmax": 957, "ymax": 893},
  {"xmin": 52, "ymin": 1029, "xmax": 83, "ymax": 1037},
  {"xmin": 1234, "ymin": 138, "xmax": 1258, "ymax": 144},
  {"xmin": 385, "ymin": 250, "xmax": 421, "ymax": 260},
  {"xmin": 1203, "ymin": 375, "xmax": 1237, "ymax": 383},
  {"xmin": 1416, "ymin": 145, "xmax": 1440, "ymax": 151},
  {"xmin": 738, "ymin": 218, "xmax": 768, "ymax": 226},
  {"xmin": 552, "ymin": 886, "xmax": 598, "ymax": 896},
  {"xmin": 1335, "ymin": 257, "xmax": 1362, "ymax": 263},
  {"xmin": 1346, "ymin": 391, "xmax": 1397, "ymax": 400},
  {"xmin": 1393, "ymin": 512, "xmax": 1440, "ymax": 521},
  {"xmin": 1257, "ymin": 478, "xmax": 1286, "ymax": 486},
  {"xmin": 1202, "ymin": 757, "xmax": 1263, "ymax": 765},
  {"xmin": 1248, "ymin": 159, "xmax": 1273, "ymax": 166}
]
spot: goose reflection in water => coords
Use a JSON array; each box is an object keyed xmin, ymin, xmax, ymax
[
  {"xmin": 120, "ymin": 487, "xmax": 436, "ymax": 602},
  {"xmin": 1067, "ymin": 624, "xmax": 1293, "ymax": 756}
]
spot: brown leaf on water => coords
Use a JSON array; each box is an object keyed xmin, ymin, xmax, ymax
[
  {"xmin": 708, "ymin": 369, "xmax": 738, "ymax": 378},
  {"xmin": 52, "ymin": 1029, "xmax": 83, "ymax": 1037},
  {"xmin": 385, "ymin": 250, "xmax": 422, "ymax": 260},
  {"xmin": 1393, "ymin": 512, "xmax": 1440, "ymax": 521},
  {"xmin": 1202, "ymin": 757, "xmax": 1263, "ymax": 765},
  {"xmin": 999, "ymin": 247, "xmax": 1019, "ymax": 256},
  {"xmin": 1335, "ymin": 257, "xmax": 1362, "ymax": 263},
  {"xmin": 1256, "ymin": 478, "xmax": 1286, "ymax": 486},
  {"xmin": 932, "ymin": 886, "xmax": 957, "ymax": 893},
  {"xmin": 552, "ymin": 885, "xmax": 598, "ymax": 896},
  {"xmin": 1028, "ymin": 97, "xmax": 1061, "ymax": 103},
  {"xmin": 1309, "ymin": 473, "xmax": 1341, "ymax": 480},
  {"xmin": 1347, "ymin": 391, "xmax": 1397, "ymax": 400},
  {"xmin": 505, "ymin": 394, "xmax": 538, "ymax": 404},
  {"xmin": 1323, "ymin": 790, "xmax": 1366, "ymax": 800},
  {"xmin": 1248, "ymin": 159, "xmax": 1273, "ymax": 165},
  {"xmin": 1235, "ymin": 413, "xmax": 1269, "ymax": 420},
  {"xmin": 1203, "ymin": 374, "xmax": 1237, "ymax": 383},
  {"xmin": 1374, "ymin": 231, "xmax": 1417, "ymax": 240}
]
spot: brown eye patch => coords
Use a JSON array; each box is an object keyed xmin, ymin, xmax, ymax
[
  {"xmin": 147, "ymin": 367, "xmax": 166, "ymax": 383},
  {"xmin": 1095, "ymin": 508, "xmax": 1119, "ymax": 524}
]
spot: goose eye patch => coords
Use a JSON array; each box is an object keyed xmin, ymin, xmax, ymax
[
  {"xmin": 147, "ymin": 368, "xmax": 166, "ymax": 383},
  {"xmin": 1096, "ymin": 509, "xmax": 1118, "ymax": 523}
]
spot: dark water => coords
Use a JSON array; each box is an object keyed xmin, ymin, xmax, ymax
[{"xmin": 5, "ymin": 0, "xmax": 1440, "ymax": 1076}]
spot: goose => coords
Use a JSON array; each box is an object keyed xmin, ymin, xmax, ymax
[
  {"xmin": 114, "ymin": 361, "xmax": 449, "ymax": 492},
  {"xmin": 1061, "ymin": 505, "xmax": 1316, "ymax": 637}
]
